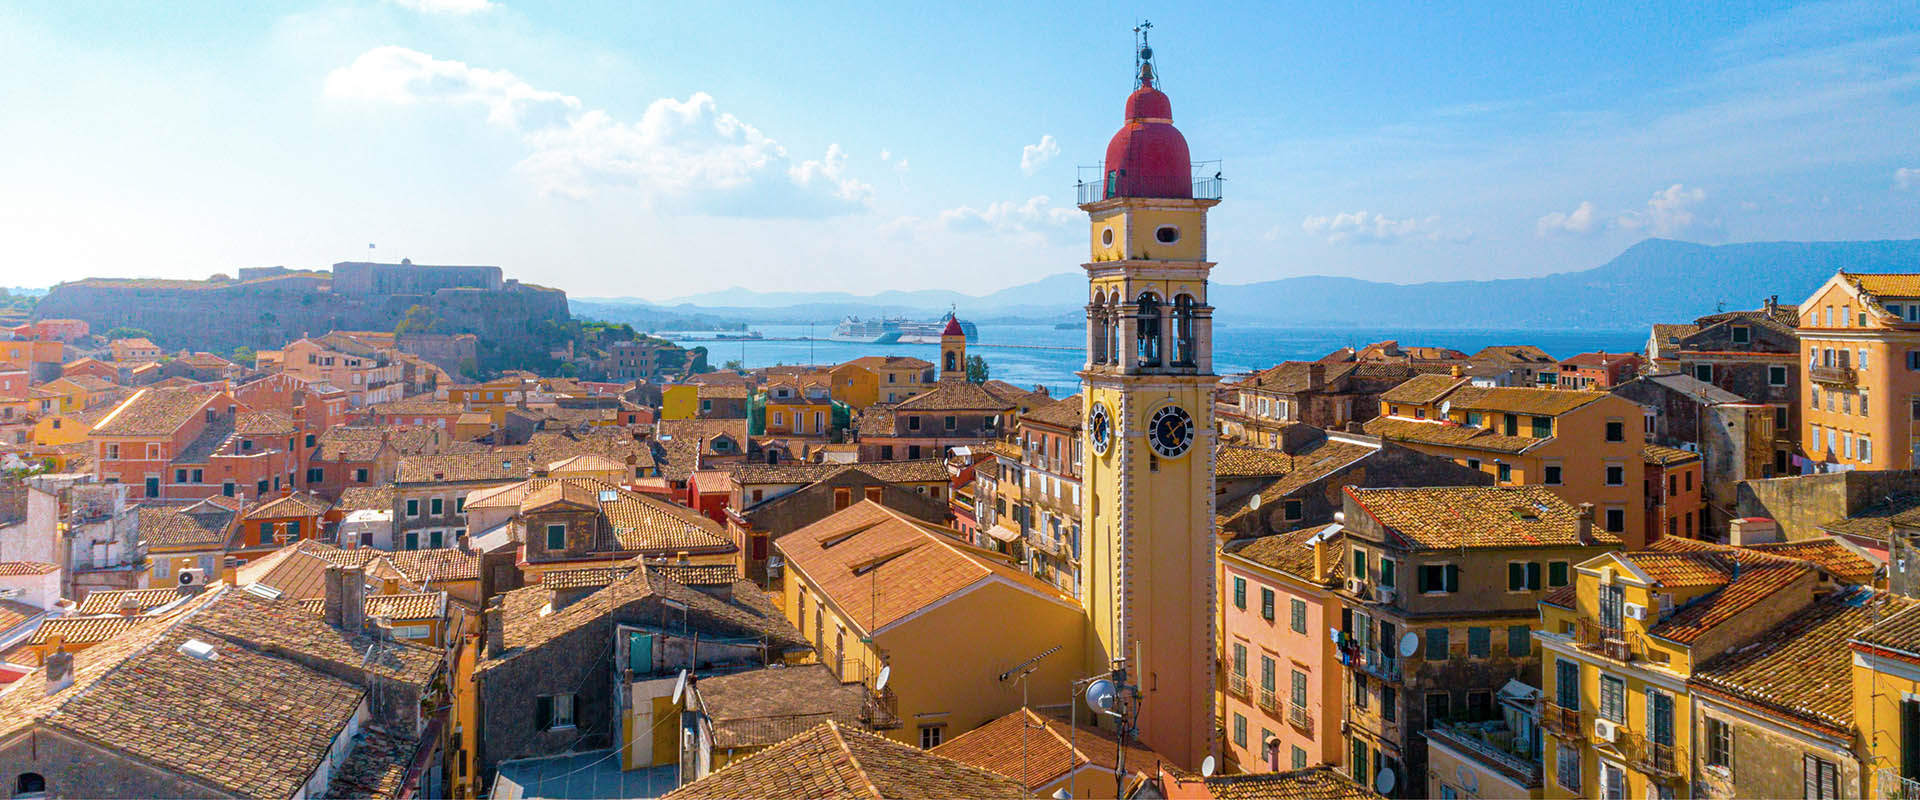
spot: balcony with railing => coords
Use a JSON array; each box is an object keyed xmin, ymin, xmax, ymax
[
  {"xmin": 1287, "ymin": 703, "xmax": 1314, "ymax": 734},
  {"xmin": 1538, "ymin": 702, "xmax": 1585, "ymax": 741},
  {"xmin": 1426, "ymin": 718, "xmax": 1542, "ymax": 789},
  {"xmin": 1258, "ymin": 688, "xmax": 1279, "ymax": 714},
  {"xmin": 1621, "ymin": 730, "xmax": 1683, "ymax": 779},
  {"xmin": 1076, "ymin": 176, "xmax": 1225, "ymax": 206},
  {"xmin": 1879, "ymin": 769, "xmax": 1920, "ymax": 800},
  {"xmin": 1810, "ymin": 364, "xmax": 1859, "ymax": 387},
  {"xmin": 1227, "ymin": 671, "xmax": 1249, "ymax": 698},
  {"xmin": 1574, "ymin": 619, "xmax": 1639, "ymax": 662},
  {"xmin": 1355, "ymin": 648, "xmax": 1401, "ymax": 683}
]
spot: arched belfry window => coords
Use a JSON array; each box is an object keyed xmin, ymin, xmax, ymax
[
  {"xmin": 1173, "ymin": 294, "xmax": 1198, "ymax": 367},
  {"xmin": 1105, "ymin": 292, "xmax": 1121, "ymax": 365},
  {"xmin": 1090, "ymin": 295, "xmax": 1110, "ymax": 365},
  {"xmin": 944, "ymin": 350, "xmax": 957, "ymax": 373},
  {"xmin": 1136, "ymin": 292, "xmax": 1162, "ymax": 367}
]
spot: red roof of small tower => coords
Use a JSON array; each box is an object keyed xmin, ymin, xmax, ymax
[
  {"xmin": 941, "ymin": 316, "xmax": 965, "ymax": 337},
  {"xmin": 1101, "ymin": 59, "xmax": 1192, "ymax": 199}
]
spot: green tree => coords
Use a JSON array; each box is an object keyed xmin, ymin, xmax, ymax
[
  {"xmin": 722, "ymin": 358, "xmax": 745, "ymax": 372},
  {"xmin": 394, "ymin": 304, "xmax": 446, "ymax": 335},
  {"xmin": 105, "ymin": 326, "xmax": 153, "ymax": 341},
  {"xmin": 231, "ymin": 346, "xmax": 256, "ymax": 365},
  {"xmin": 966, "ymin": 355, "xmax": 990, "ymax": 384}
]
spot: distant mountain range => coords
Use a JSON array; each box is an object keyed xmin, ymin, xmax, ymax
[{"xmin": 576, "ymin": 238, "xmax": 1920, "ymax": 331}]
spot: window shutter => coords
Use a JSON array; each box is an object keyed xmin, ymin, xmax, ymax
[
  {"xmin": 1508, "ymin": 563, "xmax": 1523, "ymax": 591},
  {"xmin": 1444, "ymin": 564, "xmax": 1460, "ymax": 592},
  {"xmin": 1527, "ymin": 562, "xmax": 1542, "ymax": 590},
  {"xmin": 536, "ymin": 695, "xmax": 552, "ymax": 731},
  {"xmin": 1417, "ymin": 567, "xmax": 1430, "ymax": 593},
  {"xmin": 1905, "ymin": 700, "xmax": 1920, "ymax": 779}
]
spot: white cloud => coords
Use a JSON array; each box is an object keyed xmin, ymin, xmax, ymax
[
  {"xmin": 1617, "ymin": 184, "xmax": 1710, "ymax": 236},
  {"xmin": 327, "ymin": 48, "xmax": 870, "ymax": 216},
  {"xmin": 1020, "ymin": 134, "xmax": 1060, "ymax": 175},
  {"xmin": 323, "ymin": 46, "xmax": 577, "ymax": 128},
  {"xmin": 386, "ymin": 0, "xmax": 496, "ymax": 13},
  {"xmin": 1898, "ymin": 167, "xmax": 1920, "ymax": 190},
  {"xmin": 1536, "ymin": 201, "xmax": 1600, "ymax": 236},
  {"xmin": 1300, "ymin": 211, "xmax": 1469, "ymax": 245},
  {"xmin": 939, "ymin": 195, "xmax": 1076, "ymax": 235}
]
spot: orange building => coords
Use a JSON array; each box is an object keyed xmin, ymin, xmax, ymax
[
  {"xmin": 1797, "ymin": 271, "xmax": 1920, "ymax": 470},
  {"xmin": 1643, "ymin": 444, "xmax": 1705, "ymax": 540}
]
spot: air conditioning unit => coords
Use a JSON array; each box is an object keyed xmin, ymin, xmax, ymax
[
  {"xmin": 1594, "ymin": 718, "xmax": 1618, "ymax": 743},
  {"xmin": 1373, "ymin": 586, "xmax": 1396, "ymax": 605},
  {"xmin": 1345, "ymin": 577, "xmax": 1368, "ymax": 595},
  {"xmin": 178, "ymin": 567, "xmax": 207, "ymax": 587},
  {"xmin": 1624, "ymin": 602, "xmax": 1648, "ymax": 621}
]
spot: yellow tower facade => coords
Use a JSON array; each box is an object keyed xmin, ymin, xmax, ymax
[{"xmin": 1078, "ymin": 42, "xmax": 1220, "ymax": 770}]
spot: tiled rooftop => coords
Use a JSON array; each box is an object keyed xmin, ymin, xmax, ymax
[
  {"xmin": 1200, "ymin": 765, "xmax": 1383, "ymax": 799},
  {"xmin": 661, "ymin": 720, "xmax": 1028, "ymax": 800},
  {"xmin": 1348, "ymin": 486, "xmax": 1614, "ymax": 551},
  {"xmin": 91, "ymin": 387, "xmax": 219, "ymax": 437},
  {"xmin": 933, "ymin": 706, "xmax": 1174, "ymax": 790},
  {"xmin": 1695, "ymin": 587, "xmax": 1907, "ymax": 734}
]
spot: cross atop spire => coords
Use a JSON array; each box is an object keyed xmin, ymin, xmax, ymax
[{"xmin": 1133, "ymin": 20, "xmax": 1156, "ymax": 89}]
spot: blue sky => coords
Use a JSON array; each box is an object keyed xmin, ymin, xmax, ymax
[{"xmin": 3, "ymin": 0, "xmax": 1917, "ymax": 300}]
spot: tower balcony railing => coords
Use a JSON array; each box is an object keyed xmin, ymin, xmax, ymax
[{"xmin": 1075, "ymin": 176, "xmax": 1225, "ymax": 205}]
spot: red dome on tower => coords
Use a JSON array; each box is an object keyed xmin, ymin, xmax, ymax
[
  {"xmin": 941, "ymin": 315, "xmax": 965, "ymax": 337},
  {"xmin": 1101, "ymin": 60, "xmax": 1192, "ymax": 199}
]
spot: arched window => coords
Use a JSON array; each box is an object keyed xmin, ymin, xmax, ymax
[
  {"xmin": 1104, "ymin": 292, "xmax": 1121, "ymax": 365},
  {"xmin": 944, "ymin": 350, "xmax": 957, "ymax": 373},
  {"xmin": 1090, "ymin": 296, "xmax": 1109, "ymax": 365},
  {"xmin": 16, "ymin": 773, "xmax": 46, "ymax": 796},
  {"xmin": 1136, "ymin": 293, "xmax": 1162, "ymax": 367},
  {"xmin": 1173, "ymin": 294, "xmax": 1198, "ymax": 367}
]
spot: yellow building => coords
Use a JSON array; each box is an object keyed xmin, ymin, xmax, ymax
[
  {"xmin": 1853, "ymin": 604, "xmax": 1920, "ymax": 798},
  {"xmin": 1366, "ymin": 374, "xmax": 1651, "ymax": 548},
  {"xmin": 1798, "ymin": 271, "xmax": 1920, "ymax": 470},
  {"xmin": 1537, "ymin": 539, "xmax": 1824, "ymax": 799},
  {"xmin": 832, "ymin": 357, "xmax": 934, "ymax": 408},
  {"xmin": 761, "ymin": 380, "xmax": 834, "ymax": 437},
  {"xmin": 775, "ymin": 501, "xmax": 1086, "ymax": 750},
  {"xmin": 662, "ymin": 384, "xmax": 699, "ymax": 421},
  {"xmin": 1077, "ymin": 41, "xmax": 1221, "ymax": 770},
  {"xmin": 138, "ymin": 499, "xmax": 240, "ymax": 585}
]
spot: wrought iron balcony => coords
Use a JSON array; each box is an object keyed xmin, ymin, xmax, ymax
[
  {"xmin": 1287, "ymin": 703, "xmax": 1314, "ymax": 733},
  {"xmin": 1258, "ymin": 688, "xmax": 1279, "ymax": 713},
  {"xmin": 1356, "ymin": 648, "xmax": 1400, "ymax": 683},
  {"xmin": 1622, "ymin": 730, "xmax": 1684, "ymax": 779},
  {"xmin": 1574, "ymin": 619, "xmax": 1638, "ymax": 662},
  {"xmin": 1227, "ymin": 671, "xmax": 1249, "ymax": 698},
  {"xmin": 1075, "ymin": 176, "xmax": 1225, "ymax": 205},
  {"xmin": 1810, "ymin": 364, "xmax": 1858, "ymax": 387},
  {"xmin": 1538, "ymin": 701, "xmax": 1585, "ymax": 741},
  {"xmin": 1426, "ymin": 720, "xmax": 1542, "ymax": 788},
  {"xmin": 1878, "ymin": 769, "xmax": 1920, "ymax": 800}
]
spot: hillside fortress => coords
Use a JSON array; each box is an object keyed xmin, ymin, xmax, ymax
[{"xmin": 34, "ymin": 260, "xmax": 570, "ymax": 354}]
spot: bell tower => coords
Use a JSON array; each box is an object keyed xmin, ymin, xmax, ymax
[
  {"xmin": 1078, "ymin": 27, "xmax": 1220, "ymax": 771},
  {"xmin": 939, "ymin": 314, "xmax": 967, "ymax": 381}
]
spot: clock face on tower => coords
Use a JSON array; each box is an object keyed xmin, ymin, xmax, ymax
[
  {"xmin": 1089, "ymin": 402, "xmax": 1113, "ymax": 456},
  {"xmin": 1148, "ymin": 405, "xmax": 1195, "ymax": 458}
]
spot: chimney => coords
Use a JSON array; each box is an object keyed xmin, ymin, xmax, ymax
[
  {"xmin": 340, "ymin": 566, "xmax": 367, "ymax": 633},
  {"xmin": 1577, "ymin": 503, "xmax": 1596, "ymax": 544},
  {"xmin": 117, "ymin": 595, "xmax": 142, "ymax": 617},
  {"xmin": 1306, "ymin": 363, "xmax": 1326, "ymax": 392},
  {"xmin": 1728, "ymin": 517, "xmax": 1781, "ymax": 546},
  {"xmin": 1450, "ymin": 364, "xmax": 1463, "ymax": 378},
  {"xmin": 485, "ymin": 602, "xmax": 506, "ymax": 657},
  {"xmin": 324, "ymin": 565, "xmax": 347, "ymax": 629},
  {"xmin": 1311, "ymin": 535, "xmax": 1335, "ymax": 584},
  {"xmin": 382, "ymin": 577, "xmax": 400, "ymax": 596},
  {"xmin": 43, "ymin": 638, "xmax": 73, "ymax": 696}
]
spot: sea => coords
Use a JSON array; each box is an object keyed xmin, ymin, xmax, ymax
[{"xmin": 663, "ymin": 324, "xmax": 1648, "ymax": 396}]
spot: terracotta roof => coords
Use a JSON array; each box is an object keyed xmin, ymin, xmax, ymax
[
  {"xmin": 1846, "ymin": 273, "xmax": 1920, "ymax": 298},
  {"xmin": 1227, "ymin": 524, "xmax": 1344, "ymax": 585},
  {"xmin": 1695, "ymin": 587, "xmax": 1906, "ymax": 733},
  {"xmin": 1232, "ymin": 361, "xmax": 1359, "ymax": 393},
  {"xmin": 502, "ymin": 476, "xmax": 733, "ymax": 554},
  {"xmin": 856, "ymin": 405, "xmax": 897, "ymax": 438},
  {"xmin": 1022, "ymin": 394, "xmax": 1083, "ymax": 430},
  {"xmin": 313, "ymin": 425, "xmax": 441, "ymax": 461},
  {"xmin": 1650, "ymin": 324, "xmax": 1701, "ymax": 344},
  {"xmin": 0, "ymin": 561, "xmax": 58, "ymax": 576},
  {"xmin": 652, "ymin": 563, "xmax": 739, "ymax": 586},
  {"xmin": 933, "ymin": 707, "xmax": 1174, "ymax": 790},
  {"xmin": 1748, "ymin": 539, "xmax": 1880, "ymax": 585},
  {"xmin": 30, "ymin": 614, "xmax": 151, "ymax": 647},
  {"xmin": 1349, "ymin": 486, "xmax": 1614, "ymax": 551},
  {"xmin": 1445, "ymin": 385, "xmax": 1608, "ymax": 416},
  {"xmin": 0, "ymin": 600, "xmax": 38, "ymax": 635},
  {"xmin": 1216, "ymin": 445, "xmax": 1307, "ymax": 479},
  {"xmin": 1362, "ymin": 416, "xmax": 1541, "ymax": 454},
  {"xmin": 242, "ymin": 490, "xmax": 333, "ymax": 520},
  {"xmin": 322, "ymin": 725, "xmax": 419, "ymax": 799},
  {"xmin": 1541, "ymin": 585, "xmax": 1577, "ymax": 608},
  {"xmin": 1470, "ymin": 345, "xmax": 1558, "ymax": 365},
  {"xmin": 538, "ymin": 565, "xmax": 636, "ymax": 591},
  {"xmin": 238, "ymin": 540, "xmax": 382, "ymax": 599},
  {"xmin": 1560, "ymin": 351, "xmax": 1643, "ymax": 367},
  {"xmin": 1624, "ymin": 539, "xmax": 1814, "ymax": 644},
  {"xmin": 234, "ymin": 409, "xmax": 295, "ymax": 436},
  {"xmin": 548, "ymin": 453, "xmax": 627, "ymax": 473},
  {"xmin": 662, "ymin": 720, "xmax": 1028, "ymax": 800},
  {"xmin": 733, "ymin": 459, "xmax": 948, "ymax": 487},
  {"xmin": 138, "ymin": 502, "xmax": 237, "ymax": 549},
  {"xmin": 694, "ymin": 664, "xmax": 876, "ymax": 749},
  {"xmin": 75, "ymin": 588, "xmax": 182, "ymax": 615},
  {"xmin": 295, "ymin": 592, "xmax": 445, "ymax": 621},
  {"xmin": 382, "ymin": 548, "xmax": 480, "ymax": 584},
  {"xmin": 0, "ymin": 588, "xmax": 437, "ymax": 799},
  {"xmin": 339, "ymin": 485, "xmax": 397, "ymax": 512},
  {"xmin": 841, "ymin": 355, "xmax": 933, "ymax": 371},
  {"xmin": 1643, "ymin": 444, "xmax": 1701, "ymax": 466},
  {"xmin": 486, "ymin": 568, "xmax": 803, "ymax": 670},
  {"xmin": 1201, "ymin": 766, "xmax": 1382, "ymax": 799},
  {"xmin": 396, "ymin": 449, "xmax": 534, "ymax": 483},
  {"xmin": 1379, "ymin": 373, "xmax": 1468, "ymax": 405},
  {"xmin": 370, "ymin": 398, "xmax": 465, "ymax": 416},
  {"xmin": 776, "ymin": 502, "xmax": 1072, "ymax": 634},
  {"xmin": 91, "ymin": 387, "xmax": 219, "ymax": 437},
  {"xmin": 892, "ymin": 379, "xmax": 1019, "ymax": 412}
]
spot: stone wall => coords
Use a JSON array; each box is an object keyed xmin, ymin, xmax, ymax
[
  {"xmin": 1737, "ymin": 469, "xmax": 1920, "ymax": 541},
  {"xmin": 0, "ymin": 726, "xmax": 224, "ymax": 799}
]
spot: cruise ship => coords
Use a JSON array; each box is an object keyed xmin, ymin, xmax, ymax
[{"xmin": 830, "ymin": 314, "xmax": 977, "ymax": 344}]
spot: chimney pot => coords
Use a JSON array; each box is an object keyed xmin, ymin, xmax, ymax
[
  {"xmin": 43, "ymin": 642, "xmax": 73, "ymax": 696},
  {"xmin": 1577, "ymin": 503, "xmax": 1596, "ymax": 544},
  {"xmin": 485, "ymin": 603, "xmax": 506, "ymax": 657}
]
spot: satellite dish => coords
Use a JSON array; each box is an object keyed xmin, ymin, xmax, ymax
[
  {"xmin": 1200, "ymin": 756, "xmax": 1216, "ymax": 777},
  {"xmin": 1374, "ymin": 767, "xmax": 1396, "ymax": 795},
  {"xmin": 1052, "ymin": 789, "xmax": 1073, "ymax": 800},
  {"xmin": 671, "ymin": 668, "xmax": 688, "ymax": 704},
  {"xmin": 1085, "ymin": 678, "xmax": 1117, "ymax": 715},
  {"xmin": 1247, "ymin": 494, "xmax": 1262, "ymax": 512},
  {"xmin": 875, "ymin": 665, "xmax": 891, "ymax": 694},
  {"xmin": 1398, "ymin": 631, "xmax": 1420, "ymax": 658},
  {"xmin": 1440, "ymin": 400, "xmax": 1452, "ymax": 416}
]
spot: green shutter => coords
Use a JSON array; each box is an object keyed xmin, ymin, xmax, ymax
[
  {"xmin": 1527, "ymin": 562, "xmax": 1542, "ymax": 590},
  {"xmin": 1508, "ymin": 563, "xmax": 1524, "ymax": 591},
  {"xmin": 1444, "ymin": 564, "xmax": 1460, "ymax": 592},
  {"xmin": 535, "ymin": 695, "xmax": 552, "ymax": 730}
]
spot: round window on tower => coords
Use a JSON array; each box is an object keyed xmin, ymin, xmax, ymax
[
  {"xmin": 1155, "ymin": 225, "xmax": 1181, "ymax": 244},
  {"xmin": 1101, "ymin": 227, "xmax": 1115, "ymax": 247}
]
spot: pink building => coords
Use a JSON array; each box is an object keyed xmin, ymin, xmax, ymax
[
  {"xmin": 1219, "ymin": 526, "xmax": 1346, "ymax": 774},
  {"xmin": 90, "ymin": 387, "xmax": 322, "ymax": 503}
]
